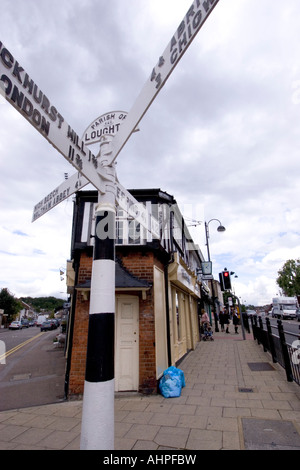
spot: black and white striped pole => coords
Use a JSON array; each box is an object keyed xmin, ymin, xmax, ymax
[{"xmin": 80, "ymin": 141, "xmax": 116, "ymax": 450}]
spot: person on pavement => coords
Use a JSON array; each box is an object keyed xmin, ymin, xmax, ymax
[
  {"xmin": 219, "ymin": 308, "xmax": 226, "ymax": 332},
  {"xmin": 224, "ymin": 308, "xmax": 230, "ymax": 334},
  {"xmin": 232, "ymin": 311, "xmax": 239, "ymax": 334}
]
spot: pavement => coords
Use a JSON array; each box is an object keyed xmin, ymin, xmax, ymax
[{"xmin": 0, "ymin": 328, "xmax": 300, "ymax": 451}]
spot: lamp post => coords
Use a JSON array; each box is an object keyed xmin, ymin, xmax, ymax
[{"xmin": 205, "ymin": 219, "xmax": 226, "ymax": 332}]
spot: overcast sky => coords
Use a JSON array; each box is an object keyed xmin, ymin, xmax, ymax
[{"xmin": 1, "ymin": 0, "xmax": 300, "ymax": 306}]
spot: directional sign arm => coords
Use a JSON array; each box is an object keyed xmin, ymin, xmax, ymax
[
  {"xmin": 32, "ymin": 172, "xmax": 88, "ymax": 222},
  {"xmin": 31, "ymin": 157, "xmax": 119, "ymax": 222},
  {"xmin": 0, "ymin": 41, "xmax": 105, "ymax": 192},
  {"xmin": 115, "ymin": 181, "xmax": 160, "ymax": 239},
  {"xmin": 32, "ymin": 168, "xmax": 160, "ymax": 239},
  {"xmin": 109, "ymin": 0, "xmax": 220, "ymax": 164}
]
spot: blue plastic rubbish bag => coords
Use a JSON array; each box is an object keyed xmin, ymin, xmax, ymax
[{"xmin": 159, "ymin": 366, "xmax": 185, "ymax": 398}]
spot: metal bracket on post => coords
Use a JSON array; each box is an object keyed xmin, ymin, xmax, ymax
[{"xmin": 95, "ymin": 137, "xmax": 115, "ymax": 195}]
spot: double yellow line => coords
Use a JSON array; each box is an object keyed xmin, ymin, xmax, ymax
[{"xmin": 0, "ymin": 332, "xmax": 45, "ymax": 363}]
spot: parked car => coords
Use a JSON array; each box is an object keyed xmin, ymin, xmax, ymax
[
  {"xmin": 296, "ymin": 308, "xmax": 300, "ymax": 322},
  {"xmin": 21, "ymin": 319, "xmax": 29, "ymax": 328},
  {"xmin": 49, "ymin": 319, "xmax": 58, "ymax": 329},
  {"xmin": 40, "ymin": 321, "xmax": 53, "ymax": 332},
  {"xmin": 9, "ymin": 321, "xmax": 23, "ymax": 330},
  {"xmin": 246, "ymin": 310, "xmax": 256, "ymax": 316}
]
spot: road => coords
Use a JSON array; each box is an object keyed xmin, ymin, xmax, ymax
[
  {"xmin": 254, "ymin": 316, "xmax": 300, "ymax": 346},
  {"xmin": 0, "ymin": 326, "xmax": 66, "ymax": 411}
]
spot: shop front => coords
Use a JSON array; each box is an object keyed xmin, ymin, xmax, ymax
[{"xmin": 168, "ymin": 253, "xmax": 201, "ymax": 364}]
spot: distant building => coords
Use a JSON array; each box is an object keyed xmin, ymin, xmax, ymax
[{"xmin": 19, "ymin": 300, "xmax": 34, "ymax": 320}]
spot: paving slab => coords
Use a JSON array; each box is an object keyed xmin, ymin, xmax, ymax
[
  {"xmin": 0, "ymin": 330, "xmax": 299, "ymax": 450},
  {"xmin": 242, "ymin": 418, "xmax": 300, "ymax": 450}
]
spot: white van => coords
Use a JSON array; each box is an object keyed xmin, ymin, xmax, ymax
[
  {"xmin": 272, "ymin": 297, "xmax": 298, "ymax": 320},
  {"xmin": 36, "ymin": 315, "xmax": 47, "ymax": 326}
]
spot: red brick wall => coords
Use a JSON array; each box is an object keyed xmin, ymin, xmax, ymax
[
  {"xmin": 68, "ymin": 295, "xmax": 89, "ymax": 396},
  {"xmin": 68, "ymin": 252, "xmax": 92, "ymax": 396},
  {"xmin": 78, "ymin": 252, "xmax": 92, "ymax": 285}
]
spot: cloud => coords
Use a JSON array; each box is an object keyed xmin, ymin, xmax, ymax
[{"xmin": 13, "ymin": 230, "xmax": 29, "ymax": 237}]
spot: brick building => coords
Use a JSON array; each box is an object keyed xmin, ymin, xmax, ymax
[{"xmin": 65, "ymin": 189, "xmax": 211, "ymax": 397}]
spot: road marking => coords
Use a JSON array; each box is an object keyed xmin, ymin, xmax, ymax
[{"xmin": 0, "ymin": 332, "xmax": 45, "ymax": 362}]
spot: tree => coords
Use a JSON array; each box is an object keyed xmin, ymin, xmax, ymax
[
  {"xmin": 276, "ymin": 259, "xmax": 300, "ymax": 297},
  {"xmin": 0, "ymin": 288, "xmax": 22, "ymax": 323},
  {"xmin": 20, "ymin": 296, "xmax": 64, "ymax": 313}
]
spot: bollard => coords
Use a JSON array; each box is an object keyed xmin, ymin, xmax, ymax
[
  {"xmin": 250, "ymin": 315, "xmax": 256, "ymax": 340},
  {"xmin": 277, "ymin": 320, "xmax": 293, "ymax": 382},
  {"xmin": 258, "ymin": 316, "xmax": 267, "ymax": 351},
  {"xmin": 266, "ymin": 317, "xmax": 277, "ymax": 363},
  {"xmin": 253, "ymin": 315, "xmax": 259, "ymax": 344}
]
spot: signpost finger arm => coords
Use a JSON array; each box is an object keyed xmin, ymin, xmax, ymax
[{"xmin": 109, "ymin": 0, "xmax": 220, "ymax": 164}]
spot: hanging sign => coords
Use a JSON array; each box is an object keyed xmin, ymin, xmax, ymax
[{"xmin": 201, "ymin": 261, "xmax": 212, "ymax": 275}]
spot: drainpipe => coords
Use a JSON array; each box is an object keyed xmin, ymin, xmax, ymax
[
  {"xmin": 164, "ymin": 208, "xmax": 175, "ymax": 367},
  {"xmin": 64, "ymin": 257, "xmax": 79, "ymax": 400},
  {"xmin": 164, "ymin": 260, "xmax": 172, "ymax": 367}
]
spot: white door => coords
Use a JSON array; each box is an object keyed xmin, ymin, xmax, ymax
[{"xmin": 115, "ymin": 296, "xmax": 139, "ymax": 391}]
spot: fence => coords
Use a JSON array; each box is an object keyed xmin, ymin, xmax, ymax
[{"xmin": 245, "ymin": 315, "xmax": 300, "ymax": 386}]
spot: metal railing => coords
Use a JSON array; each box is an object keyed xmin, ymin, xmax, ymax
[{"xmin": 246, "ymin": 315, "xmax": 300, "ymax": 385}]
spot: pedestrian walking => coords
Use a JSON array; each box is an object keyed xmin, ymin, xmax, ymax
[
  {"xmin": 232, "ymin": 311, "xmax": 239, "ymax": 334},
  {"xmin": 224, "ymin": 308, "xmax": 230, "ymax": 334},
  {"xmin": 219, "ymin": 308, "xmax": 225, "ymax": 332}
]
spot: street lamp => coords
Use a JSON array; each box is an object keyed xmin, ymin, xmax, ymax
[
  {"xmin": 205, "ymin": 219, "xmax": 226, "ymax": 262},
  {"xmin": 204, "ymin": 219, "xmax": 226, "ymax": 332}
]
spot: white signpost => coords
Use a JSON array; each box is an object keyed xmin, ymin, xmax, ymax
[
  {"xmin": 31, "ymin": 110, "xmax": 154, "ymax": 234},
  {"xmin": 0, "ymin": 0, "xmax": 220, "ymax": 450},
  {"xmin": 31, "ymin": 111, "xmax": 128, "ymax": 222}
]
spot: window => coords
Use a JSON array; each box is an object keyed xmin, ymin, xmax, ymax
[
  {"xmin": 175, "ymin": 291, "xmax": 182, "ymax": 341},
  {"xmin": 116, "ymin": 210, "xmax": 124, "ymax": 244},
  {"xmin": 129, "ymin": 220, "xmax": 141, "ymax": 245}
]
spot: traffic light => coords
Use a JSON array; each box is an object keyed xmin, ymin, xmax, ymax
[
  {"xmin": 222, "ymin": 270, "xmax": 231, "ymax": 290},
  {"xmin": 219, "ymin": 271, "xmax": 231, "ymax": 291},
  {"xmin": 219, "ymin": 272, "xmax": 225, "ymax": 291}
]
